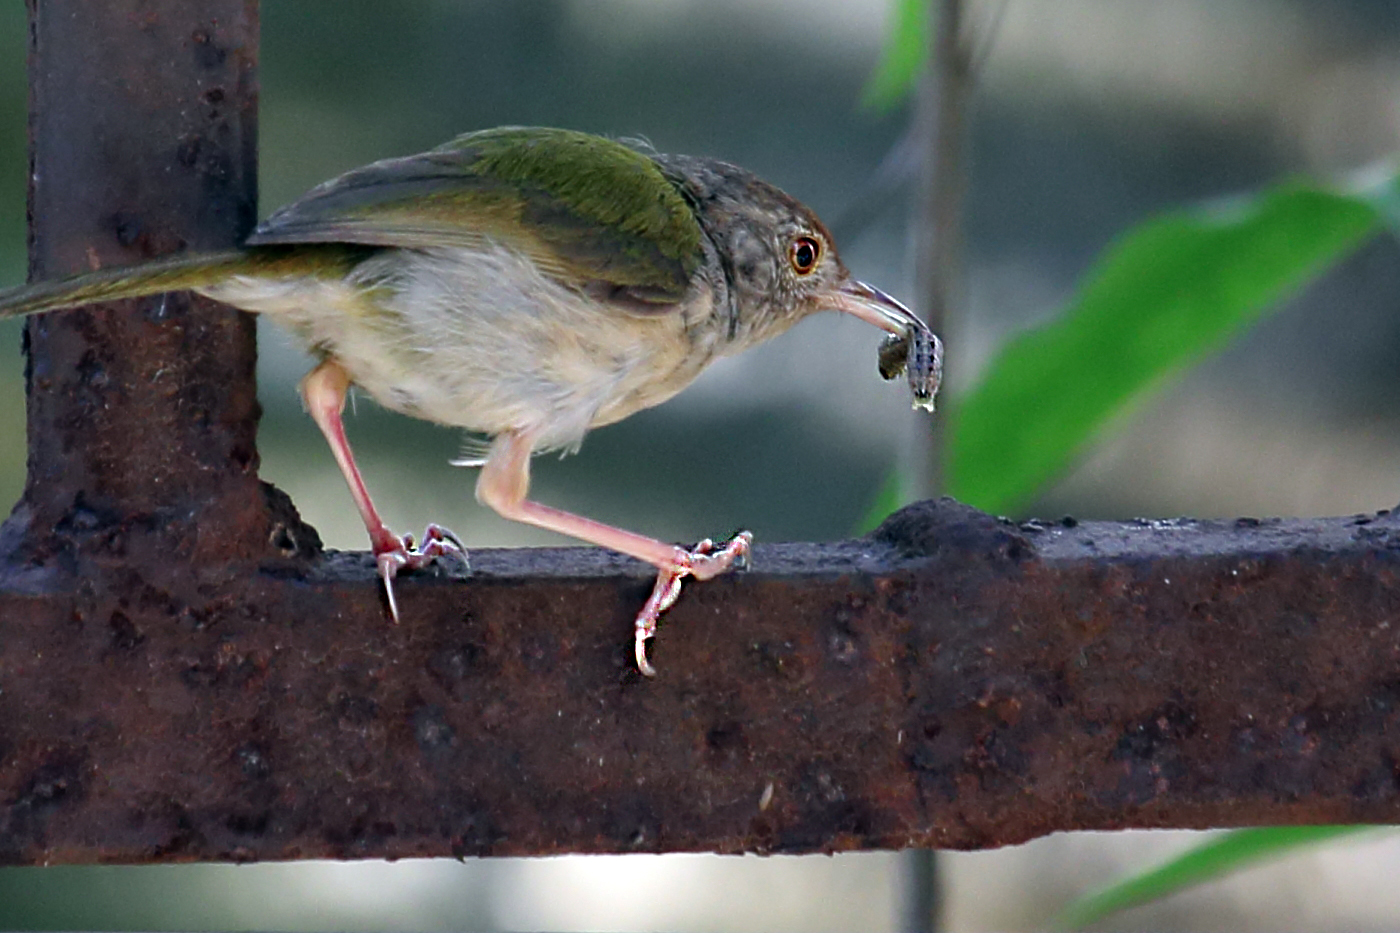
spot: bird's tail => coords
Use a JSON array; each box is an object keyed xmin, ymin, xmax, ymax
[{"xmin": 0, "ymin": 249, "xmax": 271, "ymax": 320}]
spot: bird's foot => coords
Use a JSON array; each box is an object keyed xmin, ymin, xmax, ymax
[
  {"xmin": 374, "ymin": 523, "xmax": 468, "ymax": 622},
  {"xmin": 634, "ymin": 531, "xmax": 753, "ymax": 677}
]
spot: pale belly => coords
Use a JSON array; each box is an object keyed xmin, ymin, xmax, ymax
[{"xmin": 200, "ymin": 245, "xmax": 717, "ymax": 454}]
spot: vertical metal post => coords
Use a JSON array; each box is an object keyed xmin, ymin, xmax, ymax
[
  {"xmin": 904, "ymin": 0, "xmax": 974, "ymax": 928},
  {"xmin": 914, "ymin": 0, "xmax": 971, "ymax": 347},
  {"xmin": 905, "ymin": 0, "xmax": 972, "ymax": 505},
  {"xmin": 13, "ymin": 0, "xmax": 271, "ymax": 570}
]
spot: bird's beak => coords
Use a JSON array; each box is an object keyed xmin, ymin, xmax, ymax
[
  {"xmin": 830, "ymin": 279, "xmax": 928, "ymax": 334},
  {"xmin": 827, "ymin": 280, "xmax": 907, "ymax": 331}
]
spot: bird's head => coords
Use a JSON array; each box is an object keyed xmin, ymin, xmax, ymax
[{"xmin": 655, "ymin": 152, "xmax": 941, "ymax": 404}]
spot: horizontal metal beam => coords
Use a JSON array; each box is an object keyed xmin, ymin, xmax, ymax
[{"xmin": 2, "ymin": 497, "xmax": 1399, "ymax": 863}]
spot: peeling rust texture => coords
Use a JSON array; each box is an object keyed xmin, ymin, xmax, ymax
[
  {"xmin": 14, "ymin": 0, "xmax": 282, "ymax": 570},
  {"xmin": 3, "ymin": 498, "xmax": 1400, "ymax": 863}
]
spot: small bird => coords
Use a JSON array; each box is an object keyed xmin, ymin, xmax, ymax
[{"xmin": 0, "ymin": 126, "xmax": 942, "ymax": 675}]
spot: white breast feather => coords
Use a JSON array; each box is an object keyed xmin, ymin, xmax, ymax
[{"xmin": 201, "ymin": 245, "xmax": 696, "ymax": 454}]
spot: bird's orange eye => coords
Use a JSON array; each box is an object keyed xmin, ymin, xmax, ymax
[{"xmin": 790, "ymin": 236, "xmax": 820, "ymax": 275}]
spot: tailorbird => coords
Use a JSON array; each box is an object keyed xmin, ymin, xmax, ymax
[{"xmin": 0, "ymin": 126, "xmax": 943, "ymax": 675}]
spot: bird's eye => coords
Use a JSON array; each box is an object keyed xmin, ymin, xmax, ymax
[{"xmin": 789, "ymin": 236, "xmax": 821, "ymax": 275}]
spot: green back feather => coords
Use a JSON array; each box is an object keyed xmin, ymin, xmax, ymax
[
  {"xmin": 248, "ymin": 127, "xmax": 703, "ymax": 303},
  {"xmin": 452, "ymin": 127, "xmax": 700, "ymax": 268},
  {"xmin": 0, "ymin": 129, "xmax": 706, "ymax": 320}
]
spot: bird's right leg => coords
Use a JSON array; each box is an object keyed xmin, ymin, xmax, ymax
[
  {"xmin": 299, "ymin": 358, "xmax": 466, "ymax": 620},
  {"xmin": 475, "ymin": 428, "xmax": 751, "ymax": 676}
]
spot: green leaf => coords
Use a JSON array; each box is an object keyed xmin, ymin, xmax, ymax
[
  {"xmin": 947, "ymin": 178, "xmax": 1388, "ymax": 514},
  {"xmin": 1049, "ymin": 826, "xmax": 1377, "ymax": 930},
  {"xmin": 862, "ymin": 0, "xmax": 931, "ymax": 111}
]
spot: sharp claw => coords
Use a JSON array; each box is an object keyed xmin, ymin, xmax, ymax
[
  {"xmin": 635, "ymin": 635, "xmax": 658, "ymax": 678},
  {"xmin": 371, "ymin": 523, "xmax": 467, "ymax": 622},
  {"xmin": 421, "ymin": 524, "xmax": 470, "ymax": 573},
  {"xmin": 426, "ymin": 523, "xmax": 464, "ymax": 551},
  {"xmin": 377, "ymin": 551, "xmax": 404, "ymax": 623},
  {"xmin": 631, "ymin": 531, "xmax": 752, "ymax": 677}
]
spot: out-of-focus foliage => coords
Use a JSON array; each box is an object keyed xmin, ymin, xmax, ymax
[
  {"xmin": 948, "ymin": 177, "xmax": 1392, "ymax": 515},
  {"xmin": 929, "ymin": 173, "xmax": 1392, "ymax": 925},
  {"xmin": 927, "ymin": 175, "xmax": 1396, "ymax": 925},
  {"xmin": 862, "ymin": 0, "xmax": 930, "ymax": 110},
  {"xmin": 1049, "ymin": 826, "xmax": 1377, "ymax": 930}
]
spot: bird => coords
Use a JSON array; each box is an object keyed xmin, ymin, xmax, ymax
[{"xmin": 0, "ymin": 125, "xmax": 942, "ymax": 676}]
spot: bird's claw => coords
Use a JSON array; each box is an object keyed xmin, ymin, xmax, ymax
[
  {"xmin": 375, "ymin": 523, "xmax": 468, "ymax": 622},
  {"xmin": 634, "ymin": 531, "xmax": 753, "ymax": 677}
]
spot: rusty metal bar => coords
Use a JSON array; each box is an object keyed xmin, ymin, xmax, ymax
[
  {"xmin": 3, "ymin": 498, "xmax": 1400, "ymax": 863},
  {"xmin": 12, "ymin": 0, "xmax": 303, "ymax": 575}
]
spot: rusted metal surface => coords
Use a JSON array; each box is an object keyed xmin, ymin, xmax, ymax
[
  {"xmin": 3, "ymin": 498, "xmax": 1400, "ymax": 863},
  {"xmin": 14, "ymin": 0, "xmax": 297, "ymax": 574}
]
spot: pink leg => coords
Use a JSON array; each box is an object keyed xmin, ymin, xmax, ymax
[
  {"xmin": 476, "ymin": 429, "xmax": 751, "ymax": 677},
  {"xmin": 300, "ymin": 359, "xmax": 466, "ymax": 620}
]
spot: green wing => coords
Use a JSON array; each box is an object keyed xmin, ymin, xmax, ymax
[{"xmin": 247, "ymin": 127, "xmax": 703, "ymax": 304}]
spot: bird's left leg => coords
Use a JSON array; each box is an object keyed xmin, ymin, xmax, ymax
[
  {"xmin": 475, "ymin": 429, "xmax": 751, "ymax": 676},
  {"xmin": 300, "ymin": 358, "xmax": 466, "ymax": 620}
]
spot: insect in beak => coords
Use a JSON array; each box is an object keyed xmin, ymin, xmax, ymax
[{"xmin": 831, "ymin": 280, "xmax": 943, "ymax": 412}]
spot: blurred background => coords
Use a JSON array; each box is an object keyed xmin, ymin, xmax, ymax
[{"xmin": 4, "ymin": 0, "xmax": 1400, "ymax": 929}]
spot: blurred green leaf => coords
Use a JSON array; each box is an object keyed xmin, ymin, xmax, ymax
[
  {"xmin": 862, "ymin": 0, "xmax": 930, "ymax": 111},
  {"xmin": 947, "ymin": 178, "xmax": 1391, "ymax": 514},
  {"xmin": 1049, "ymin": 826, "xmax": 1376, "ymax": 930}
]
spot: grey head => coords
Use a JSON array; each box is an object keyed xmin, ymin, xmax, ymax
[{"xmin": 651, "ymin": 152, "xmax": 929, "ymax": 356}]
